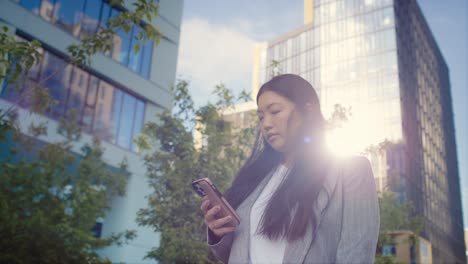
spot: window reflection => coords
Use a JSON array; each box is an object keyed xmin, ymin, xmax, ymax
[
  {"xmin": 19, "ymin": 0, "xmax": 154, "ymax": 79},
  {"xmin": 140, "ymin": 39, "xmax": 154, "ymax": 79},
  {"xmin": 67, "ymin": 67, "xmax": 88, "ymax": 121},
  {"xmin": 111, "ymin": 89, "xmax": 123, "ymax": 144},
  {"xmin": 94, "ymin": 81, "xmax": 115, "ymax": 141},
  {"xmin": 20, "ymin": 0, "xmax": 41, "ymax": 14},
  {"xmin": 40, "ymin": 52, "xmax": 72, "ymax": 117},
  {"xmin": 55, "ymin": 0, "xmax": 85, "ymax": 36},
  {"xmin": 381, "ymin": 28, "xmax": 396, "ymax": 50},
  {"xmin": 128, "ymin": 26, "xmax": 143, "ymax": 73},
  {"xmin": 0, "ymin": 42, "xmax": 146, "ymax": 152},
  {"xmin": 116, "ymin": 93, "xmax": 136, "ymax": 149},
  {"xmin": 131, "ymin": 100, "xmax": 145, "ymax": 151},
  {"xmin": 39, "ymin": 0, "xmax": 56, "ymax": 22},
  {"xmin": 82, "ymin": 76, "xmax": 99, "ymax": 131},
  {"xmin": 80, "ymin": 0, "xmax": 102, "ymax": 39}
]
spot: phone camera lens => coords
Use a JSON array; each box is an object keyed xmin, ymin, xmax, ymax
[{"xmin": 195, "ymin": 184, "xmax": 206, "ymax": 196}]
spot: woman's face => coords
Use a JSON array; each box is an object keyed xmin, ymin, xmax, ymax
[{"xmin": 257, "ymin": 90, "xmax": 304, "ymax": 153}]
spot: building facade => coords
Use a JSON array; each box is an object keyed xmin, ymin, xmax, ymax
[
  {"xmin": 0, "ymin": 0, "xmax": 183, "ymax": 262},
  {"xmin": 465, "ymin": 229, "xmax": 468, "ymax": 257},
  {"xmin": 252, "ymin": 0, "xmax": 465, "ymax": 262},
  {"xmin": 382, "ymin": 230, "xmax": 433, "ymax": 264}
]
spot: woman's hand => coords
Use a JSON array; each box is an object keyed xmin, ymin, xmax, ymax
[{"xmin": 200, "ymin": 197, "xmax": 237, "ymax": 238}]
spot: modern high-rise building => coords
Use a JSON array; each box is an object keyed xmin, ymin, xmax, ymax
[
  {"xmin": 0, "ymin": 0, "xmax": 183, "ymax": 263},
  {"xmin": 465, "ymin": 229, "xmax": 468, "ymax": 257},
  {"xmin": 252, "ymin": 0, "xmax": 465, "ymax": 262}
]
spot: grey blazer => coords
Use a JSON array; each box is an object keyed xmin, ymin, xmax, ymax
[{"xmin": 207, "ymin": 156, "xmax": 380, "ymax": 264}]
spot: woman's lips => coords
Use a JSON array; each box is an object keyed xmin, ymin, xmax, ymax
[{"xmin": 267, "ymin": 134, "xmax": 279, "ymax": 142}]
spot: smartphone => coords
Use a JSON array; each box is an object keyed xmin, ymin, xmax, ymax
[{"xmin": 192, "ymin": 178, "xmax": 241, "ymax": 227}]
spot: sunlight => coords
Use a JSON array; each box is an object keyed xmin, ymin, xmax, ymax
[{"xmin": 325, "ymin": 111, "xmax": 387, "ymax": 157}]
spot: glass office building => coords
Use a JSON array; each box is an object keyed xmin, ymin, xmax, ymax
[
  {"xmin": 0, "ymin": 0, "xmax": 183, "ymax": 263},
  {"xmin": 252, "ymin": 0, "xmax": 465, "ymax": 262}
]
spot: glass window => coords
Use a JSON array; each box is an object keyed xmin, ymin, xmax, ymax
[
  {"xmin": 367, "ymin": 54, "xmax": 379, "ymax": 74},
  {"xmin": 55, "ymin": 0, "xmax": 85, "ymax": 36},
  {"xmin": 383, "ymin": 51, "xmax": 398, "ymax": 72},
  {"xmin": 382, "ymin": 28, "xmax": 396, "ymax": 50},
  {"xmin": 80, "ymin": 0, "xmax": 102, "ymax": 39},
  {"xmin": 381, "ymin": 7, "xmax": 394, "ymax": 28},
  {"xmin": 343, "ymin": 0, "xmax": 355, "ymax": 16},
  {"xmin": 363, "ymin": 12, "xmax": 374, "ymax": 33},
  {"xmin": 66, "ymin": 67, "xmax": 88, "ymax": 120},
  {"xmin": 345, "ymin": 17, "xmax": 356, "ymax": 38},
  {"xmin": 131, "ymin": 100, "xmax": 145, "ymax": 151},
  {"xmin": 128, "ymin": 26, "xmax": 143, "ymax": 73},
  {"xmin": 27, "ymin": 47, "xmax": 44, "ymax": 80},
  {"xmin": 300, "ymin": 32, "xmax": 307, "ymax": 52},
  {"xmin": 336, "ymin": 0, "xmax": 344, "ymax": 19},
  {"xmin": 20, "ymin": 0, "xmax": 41, "ymax": 14},
  {"xmin": 314, "ymin": 6, "xmax": 321, "ymax": 25},
  {"xmin": 116, "ymin": 93, "xmax": 136, "ymax": 149},
  {"xmin": 364, "ymin": 0, "xmax": 376, "ymax": 10},
  {"xmin": 39, "ymin": 52, "xmax": 72, "ymax": 117},
  {"xmin": 328, "ymin": 2, "xmax": 337, "ymax": 22},
  {"xmin": 330, "ymin": 22, "xmax": 338, "ymax": 42},
  {"xmin": 82, "ymin": 76, "xmax": 99, "ymax": 130},
  {"xmin": 94, "ymin": 81, "xmax": 115, "ymax": 141},
  {"xmin": 287, "ymin": 39, "xmax": 293, "ymax": 58},
  {"xmin": 321, "ymin": 24, "xmax": 328, "ymax": 44},
  {"xmin": 40, "ymin": 0, "xmax": 57, "ymax": 22},
  {"xmin": 314, "ymin": 26, "xmax": 320, "ymax": 47},
  {"xmin": 111, "ymin": 89, "xmax": 123, "ymax": 144},
  {"xmin": 110, "ymin": 8, "xmax": 132, "ymax": 64},
  {"xmin": 99, "ymin": 1, "xmax": 111, "ymax": 29},
  {"xmin": 306, "ymin": 30, "xmax": 313, "ymax": 50},
  {"xmin": 314, "ymin": 47, "xmax": 321, "ymax": 68},
  {"xmin": 319, "ymin": 3, "xmax": 327, "ymax": 24},
  {"xmin": 365, "ymin": 34, "xmax": 377, "ymax": 54}
]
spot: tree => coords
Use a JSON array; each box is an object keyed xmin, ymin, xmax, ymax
[
  {"xmin": 0, "ymin": 0, "xmax": 161, "ymax": 262},
  {"xmin": 135, "ymin": 80, "xmax": 256, "ymax": 263},
  {"xmin": 375, "ymin": 191, "xmax": 423, "ymax": 264},
  {"xmin": 0, "ymin": 110, "xmax": 134, "ymax": 264},
  {"xmin": 269, "ymin": 59, "xmax": 282, "ymax": 77}
]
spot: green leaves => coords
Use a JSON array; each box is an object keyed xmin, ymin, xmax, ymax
[
  {"xmin": 0, "ymin": 0, "xmax": 164, "ymax": 260},
  {"xmin": 0, "ymin": 115, "xmax": 134, "ymax": 262},
  {"xmin": 375, "ymin": 191, "xmax": 423, "ymax": 263},
  {"xmin": 136, "ymin": 80, "xmax": 256, "ymax": 262},
  {"xmin": 0, "ymin": 27, "xmax": 42, "ymax": 86},
  {"xmin": 66, "ymin": 0, "xmax": 161, "ymax": 66}
]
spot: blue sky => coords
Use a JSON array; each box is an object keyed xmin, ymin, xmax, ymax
[{"xmin": 176, "ymin": 0, "xmax": 468, "ymax": 226}]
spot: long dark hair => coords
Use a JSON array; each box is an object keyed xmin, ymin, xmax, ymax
[{"xmin": 224, "ymin": 74, "xmax": 330, "ymax": 242}]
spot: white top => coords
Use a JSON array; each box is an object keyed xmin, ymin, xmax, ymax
[{"xmin": 249, "ymin": 164, "xmax": 289, "ymax": 264}]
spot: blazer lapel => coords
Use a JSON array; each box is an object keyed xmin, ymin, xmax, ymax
[
  {"xmin": 229, "ymin": 168, "xmax": 278, "ymax": 264},
  {"xmin": 283, "ymin": 163, "xmax": 340, "ymax": 263}
]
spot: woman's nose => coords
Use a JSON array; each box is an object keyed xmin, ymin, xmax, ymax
[{"xmin": 261, "ymin": 116, "xmax": 274, "ymax": 131}]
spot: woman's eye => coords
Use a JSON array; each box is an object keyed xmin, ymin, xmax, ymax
[
  {"xmin": 272, "ymin": 111, "xmax": 280, "ymax": 115},
  {"xmin": 258, "ymin": 116, "xmax": 264, "ymax": 121}
]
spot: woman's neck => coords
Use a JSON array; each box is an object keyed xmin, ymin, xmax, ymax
[{"xmin": 281, "ymin": 153, "xmax": 294, "ymax": 168}]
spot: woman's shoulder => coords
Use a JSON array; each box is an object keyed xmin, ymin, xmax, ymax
[{"xmin": 330, "ymin": 155, "xmax": 374, "ymax": 184}]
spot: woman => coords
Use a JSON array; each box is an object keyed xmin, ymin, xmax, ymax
[{"xmin": 200, "ymin": 74, "xmax": 380, "ymax": 263}]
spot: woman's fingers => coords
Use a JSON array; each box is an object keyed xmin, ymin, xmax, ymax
[
  {"xmin": 200, "ymin": 199, "xmax": 237, "ymax": 237},
  {"xmin": 200, "ymin": 199, "xmax": 210, "ymax": 214},
  {"xmin": 205, "ymin": 204, "xmax": 220, "ymax": 221},
  {"xmin": 209, "ymin": 215, "xmax": 233, "ymax": 230},
  {"xmin": 212, "ymin": 226, "xmax": 236, "ymax": 237}
]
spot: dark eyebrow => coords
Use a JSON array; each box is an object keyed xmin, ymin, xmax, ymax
[{"xmin": 257, "ymin": 103, "xmax": 281, "ymax": 114}]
